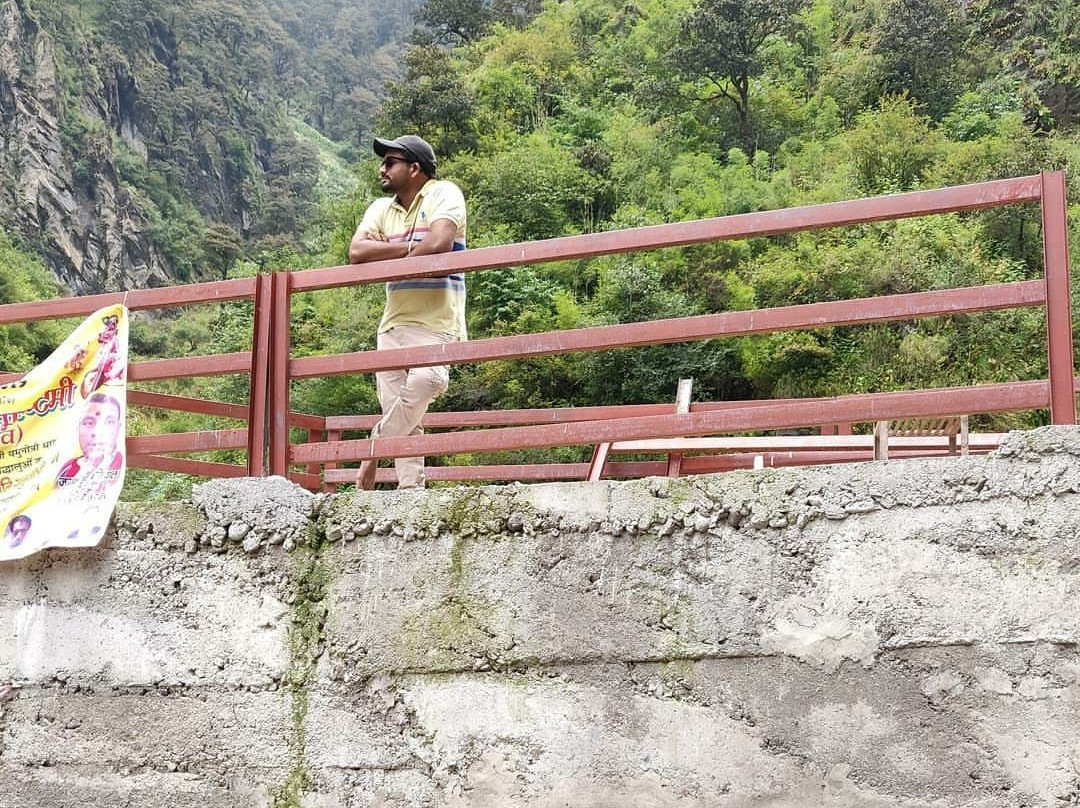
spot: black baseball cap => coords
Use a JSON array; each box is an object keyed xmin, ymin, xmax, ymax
[{"xmin": 373, "ymin": 135, "xmax": 437, "ymax": 177}]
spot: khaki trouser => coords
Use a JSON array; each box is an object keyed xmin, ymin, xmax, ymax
[{"xmin": 372, "ymin": 325, "xmax": 452, "ymax": 488}]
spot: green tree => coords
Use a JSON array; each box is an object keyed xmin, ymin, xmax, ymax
[
  {"xmin": 0, "ymin": 233, "xmax": 65, "ymax": 372},
  {"xmin": 415, "ymin": 0, "xmax": 543, "ymax": 44},
  {"xmin": 672, "ymin": 0, "xmax": 809, "ymax": 151},
  {"xmin": 872, "ymin": 0, "xmax": 966, "ymax": 120},
  {"xmin": 845, "ymin": 95, "xmax": 943, "ymax": 194},
  {"xmin": 202, "ymin": 222, "xmax": 244, "ymax": 279},
  {"xmin": 461, "ymin": 132, "xmax": 603, "ymax": 241},
  {"xmin": 967, "ymin": 0, "xmax": 1080, "ymax": 129},
  {"xmin": 415, "ymin": 0, "xmax": 494, "ymax": 43},
  {"xmin": 377, "ymin": 45, "xmax": 477, "ymax": 156}
]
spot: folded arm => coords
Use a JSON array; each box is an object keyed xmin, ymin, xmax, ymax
[{"xmin": 349, "ymin": 218, "xmax": 457, "ymax": 264}]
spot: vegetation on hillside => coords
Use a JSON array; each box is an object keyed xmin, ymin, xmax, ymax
[
  {"xmin": 22, "ymin": 0, "xmax": 414, "ymax": 280},
  {"xmin": 334, "ymin": 0, "xmax": 1080, "ymax": 424}
]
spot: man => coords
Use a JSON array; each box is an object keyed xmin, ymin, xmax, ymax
[
  {"xmin": 4, "ymin": 514, "xmax": 31, "ymax": 548},
  {"xmin": 349, "ymin": 135, "xmax": 467, "ymax": 489},
  {"xmin": 56, "ymin": 392, "xmax": 124, "ymax": 490}
]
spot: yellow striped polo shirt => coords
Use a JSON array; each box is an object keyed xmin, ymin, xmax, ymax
[{"xmin": 357, "ymin": 179, "xmax": 467, "ymax": 340}]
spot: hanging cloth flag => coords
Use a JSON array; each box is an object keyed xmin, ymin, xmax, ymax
[{"xmin": 0, "ymin": 304, "xmax": 128, "ymax": 562}]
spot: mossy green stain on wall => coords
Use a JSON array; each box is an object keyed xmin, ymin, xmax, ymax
[
  {"xmin": 442, "ymin": 488, "xmax": 515, "ymax": 538},
  {"xmin": 660, "ymin": 658, "xmax": 698, "ymax": 693},
  {"xmin": 272, "ymin": 541, "xmax": 333, "ymax": 808},
  {"xmin": 443, "ymin": 489, "xmax": 484, "ymax": 535},
  {"xmin": 400, "ymin": 530, "xmax": 504, "ymax": 671},
  {"xmin": 449, "ymin": 532, "xmax": 466, "ymax": 586},
  {"xmin": 399, "ymin": 592, "xmax": 502, "ymax": 670}
]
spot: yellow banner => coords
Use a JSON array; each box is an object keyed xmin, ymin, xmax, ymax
[{"xmin": 0, "ymin": 305, "xmax": 127, "ymax": 561}]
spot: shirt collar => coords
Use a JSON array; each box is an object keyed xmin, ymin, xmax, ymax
[{"xmin": 392, "ymin": 178, "xmax": 437, "ymax": 213}]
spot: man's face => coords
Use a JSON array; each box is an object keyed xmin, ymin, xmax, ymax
[
  {"xmin": 79, "ymin": 399, "xmax": 120, "ymax": 462},
  {"xmin": 378, "ymin": 149, "xmax": 414, "ymax": 193},
  {"xmin": 8, "ymin": 518, "xmax": 29, "ymax": 543}
]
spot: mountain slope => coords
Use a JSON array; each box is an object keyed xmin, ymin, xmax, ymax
[{"xmin": 0, "ymin": 0, "xmax": 411, "ymax": 293}]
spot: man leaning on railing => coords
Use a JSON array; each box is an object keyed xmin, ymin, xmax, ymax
[{"xmin": 348, "ymin": 134, "xmax": 468, "ymax": 490}]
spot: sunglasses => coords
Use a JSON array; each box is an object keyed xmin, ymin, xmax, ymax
[{"xmin": 380, "ymin": 156, "xmax": 415, "ymax": 170}]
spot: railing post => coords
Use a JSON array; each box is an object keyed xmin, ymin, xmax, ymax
[
  {"xmin": 819, "ymin": 423, "xmax": 852, "ymax": 435},
  {"xmin": 665, "ymin": 377, "xmax": 693, "ymax": 478},
  {"xmin": 323, "ymin": 429, "xmax": 341, "ymax": 492},
  {"xmin": 1041, "ymin": 170, "xmax": 1076, "ymax": 424},
  {"xmin": 247, "ymin": 273, "xmax": 274, "ymax": 476},
  {"xmin": 268, "ymin": 271, "xmax": 292, "ymax": 477}
]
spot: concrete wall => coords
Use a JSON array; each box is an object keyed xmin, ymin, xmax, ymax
[{"xmin": 2, "ymin": 427, "xmax": 1080, "ymax": 808}]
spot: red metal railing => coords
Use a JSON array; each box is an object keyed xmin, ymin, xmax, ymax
[
  {"xmin": 281, "ymin": 172, "xmax": 1075, "ymax": 488},
  {"xmin": 0, "ymin": 275, "xmax": 267, "ymax": 476},
  {"xmin": 0, "ymin": 172, "xmax": 1073, "ymax": 490}
]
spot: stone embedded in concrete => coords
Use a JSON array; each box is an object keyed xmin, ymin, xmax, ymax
[{"xmin": 192, "ymin": 475, "xmax": 314, "ymax": 554}]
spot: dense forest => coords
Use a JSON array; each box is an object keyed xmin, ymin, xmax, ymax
[{"xmin": 1, "ymin": 0, "xmax": 1079, "ymax": 496}]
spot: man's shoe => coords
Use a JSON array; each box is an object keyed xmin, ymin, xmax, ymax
[{"xmin": 356, "ymin": 460, "xmax": 377, "ymax": 490}]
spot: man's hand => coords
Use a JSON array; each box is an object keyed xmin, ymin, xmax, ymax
[
  {"xmin": 348, "ymin": 219, "xmax": 458, "ymax": 264},
  {"xmin": 349, "ymin": 228, "xmax": 407, "ymax": 264}
]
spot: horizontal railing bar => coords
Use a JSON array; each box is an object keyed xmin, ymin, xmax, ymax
[
  {"xmin": 320, "ymin": 464, "xmax": 583, "ymax": 483},
  {"xmin": 323, "ymin": 402, "xmax": 740, "ymax": 431},
  {"xmin": 0, "ymin": 277, "xmax": 259, "ymax": 325},
  {"xmin": 607, "ymin": 433, "xmax": 1008, "ymax": 453},
  {"xmin": 127, "ymin": 429, "xmax": 248, "ymax": 454},
  {"xmin": 128, "ymin": 390, "xmax": 251, "ymax": 419},
  {"xmin": 288, "ymin": 413, "xmax": 329, "ymax": 431},
  {"xmin": 322, "ymin": 394, "xmax": 1001, "ymax": 431},
  {"xmin": 0, "ymin": 355, "xmax": 255, "ymax": 387},
  {"xmin": 291, "ymin": 381, "xmax": 1048, "ymax": 464},
  {"xmin": 322, "ymin": 442, "xmax": 998, "ymax": 485},
  {"xmin": 291, "ymin": 176, "xmax": 1044, "ymax": 292},
  {"xmin": 127, "ymin": 390, "xmax": 324, "ymax": 430},
  {"xmin": 323, "ymin": 462, "xmax": 656, "ymax": 483},
  {"xmin": 675, "ymin": 449, "xmax": 995, "ymax": 472},
  {"xmin": 128, "ymin": 454, "xmax": 249, "ymax": 478},
  {"xmin": 293, "ymin": 280, "xmax": 1046, "ymax": 377},
  {"xmin": 128, "ymin": 352, "xmax": 253, "ymax": 381},
  {"xmin": 285, "ymin": 470, "xmax": 323, "ymax": 490}
]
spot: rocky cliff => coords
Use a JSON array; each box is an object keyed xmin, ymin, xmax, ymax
[{"xmin": 0, "ymin": 0, "xmax": 169, "ymax": 294}]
